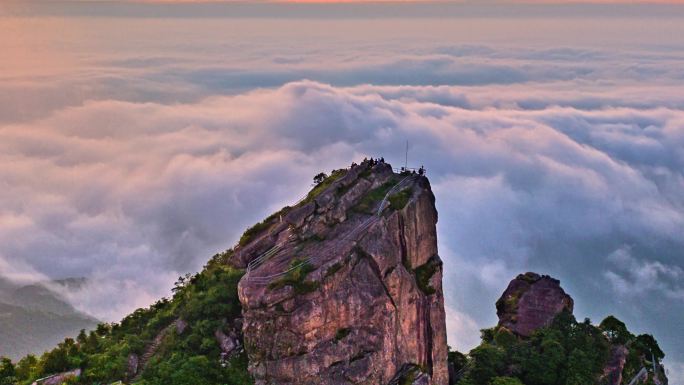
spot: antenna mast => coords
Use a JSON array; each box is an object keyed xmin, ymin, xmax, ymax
[{"xmin": 405, "ymin": 140, "xmax": 408, "ymax": 170}]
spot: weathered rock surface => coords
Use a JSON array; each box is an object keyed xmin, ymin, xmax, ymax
[
  {"xmin": 601, "ymin": 345, "xmax": 629, "ymax": 385},
  {"xmin": 215, "ymin": 318, "xmax": 244, "ymax": 358},
  {"xmin": 126, "ymin": 353, "xmax": 139, "ymax": 379},
  {"xmin": 230, "ymin": 160, "xmax": 448, "ymax": 385},
  {"xmin": 496, "ymin": 272, "xmax": 574, "ymax": 337}
]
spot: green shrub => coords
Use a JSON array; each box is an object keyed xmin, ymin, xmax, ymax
[
  {"xmin": 238, "ymin": 220, "xmax": 272, "ymax": 247},
  {"xmin": 268, "ymin": 259, "xmax": 319, "ymax": 295},
  {"xmin": 388, "ymin": 189, "xmax": 411, "ymax": 211},
  {"xmin": 493, "ymin": 327, "xmax": 517, "ymax": 349},
  {"xmin": 334, "ymin": 328, "xmax": 351, "ymax": 342},
  {"xmin": 353, "ymin": 180, "xmax": 397, "ymax": 214},
  {"xmin": 490, "ymin": 376, "xmax": 524, "ymax": 385},
  {"xmin": 448, "ymin": 348, "xmax": 468, "ymax": 373},
  {"xmin": 455, "ymin": 312, "xmax": 639, "ymax": 385},
  {"xmin": 238, "ymin": 206, "xmax": 292, "ymax": 247},
  {"xmin": 325, "ymin": 262, "xmax": 343, "ymax": 278},
  {"xmin": 301, "ymin": 169, "xmax": 347, "ymax": 205},
  {"xmin": 10, "ymin": 263, "xmax": 250, "ymax": 385},
  {"xmin": 395, "ymin": 365, "xmax": 424, "ymax": 385},
  {"xmin": 414, "ymin": 259, "xmax": 438, "ymax": 295},
  {"xmin": 467, "ymin": 344, "xmax": 505, "ymax": 385}
]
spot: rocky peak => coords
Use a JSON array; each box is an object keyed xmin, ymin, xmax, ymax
[
  {"xmin": 496, "ymin": 272, "xmax": 574, "ymax": 337},
  {"xmin": 228, "ymin": 159, "xmax": 448, "ymax": 385}
]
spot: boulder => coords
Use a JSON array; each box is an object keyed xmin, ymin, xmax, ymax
[
  {"xmin": 126, "ymin": 353, "xmax": 139, "ymax": 379},
  {"xmin": 496, "ymin": 272, "xmax": 574, "ymax": 337}
]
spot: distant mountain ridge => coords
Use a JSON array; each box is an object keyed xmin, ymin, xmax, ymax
[{"xmin": 0, "ymin": 276, "xmax": 97, "ymax": 360}]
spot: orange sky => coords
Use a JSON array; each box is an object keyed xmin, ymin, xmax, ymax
[{"xmin": 130, "ymin": 0, "xmax": 684, "ymax": 3}]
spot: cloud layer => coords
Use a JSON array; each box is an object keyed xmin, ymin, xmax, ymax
[{"xmin": 3, "ymin": 79, "xmax": 683, "ymax": 341}]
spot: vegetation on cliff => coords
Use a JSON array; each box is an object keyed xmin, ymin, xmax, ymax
[
  {"xmin": 0, "ymin": 252, "xmax": 252, "ymax": 385},
  {"xmin": 451, "ymin": 311, "xmax": 665, "ymax": 385},
  {"xmin": 0, "ymin": 163, "xmax": 394, "ymax": 385},
  {"xmin": 0, "ymin": 163, "xmax": 668, "ymax": 385}
]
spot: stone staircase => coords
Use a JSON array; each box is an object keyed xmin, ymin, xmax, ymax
[{"xmin": 129, "ymin": 320, "xmax": 178, "ymax": 384}]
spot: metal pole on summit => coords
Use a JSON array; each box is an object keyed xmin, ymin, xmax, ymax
[{"xmin": 405, "ymin": 140, "xmax": 408, "ymax": 171}]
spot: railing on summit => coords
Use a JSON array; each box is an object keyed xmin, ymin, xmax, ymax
[
  {"xmin": 626, "ymin": 367, "xmax": 648, "ymax": 385},
  {"xmin": 246, "ymin": 245, "xmax": 282, "ymax": 273},
  {"xmin": 394, "ymin": 167, "xmax": 426, "ymax": 175},
  {"xmin": 245, "ymin": 175, "xmax": 414, "ymax": 285}
]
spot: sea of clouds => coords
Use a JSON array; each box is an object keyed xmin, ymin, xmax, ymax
[{"xmin": 1, "ymin": 9, "xmax": 683, "ymax": 380}]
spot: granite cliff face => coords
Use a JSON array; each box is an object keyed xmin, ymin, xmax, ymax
[
  {"xmin": 496, "ymin": 272, "xmax": 573, "ymax": 337},
  {"xmin": 228, "ymin": 160, "xmax": 448, "ymax": 385}
]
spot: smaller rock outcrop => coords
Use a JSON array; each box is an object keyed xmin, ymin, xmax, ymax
[
  {"xmin": 215, "ymin": 318, "xmax": 244, "ymax": 359},
  {"xmin": 496, "ymin": 272, "xmax": 573, "ymax": 337}
]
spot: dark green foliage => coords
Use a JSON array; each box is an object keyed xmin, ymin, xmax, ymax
[
  {"xmin": 599, "ymin": 316, "xmax": 633, "ymax": 345},
  {"xmin": 238, "ymin": 219, "xmax": 274, "ymax": 247},
  {"xmin": 313, "ymin": 172, "xmax": 328, "ymax": 185},
  {"xmin": 205, "ymin": 249, "xmax": 234, "ymax": 271},
  {"xmin": 480, "ymin": 328, "xmax": 496, "ymax": 344},
  {"xmin": 518, "ymin": 272, "xmax": 540, "ymax": 284},
  {"xmin": 454, "ymin": 312, "xmax": 661, "ymax": 385},
  {"xmin": 0, "ymin": 357, "xmax": 16, "ymax": 385},
  {"xmin": 302, "ymin": 169, "xmax": 347, "ymax": 205},
  {"xmin": 334, "ymin": 328, "xmax": 351, "ymax": 342},
  {"xmin": 325, "ymin": 262, "xmax": 343, "ymax": 278},
  {"xmin": 238, "ymin": 205, "xmax": 293, "ymax": 247},
  {"xmin": 395, "ymin": 365, "xmax": 423, "ymax": 385},
  {"xmin": 634, "ymin": 334, "xmax": 664, "ymax": 361},
  {"xmin": 388, "ymin": 189, "xmax": 411, "ymax": 211},
  {"xmin": 268, "ymin": 259, "xmax": 319, "ymax": 295},
  {"xmin": 358, "ymin": 166, "xmax": 374, "ymax": 179},
  {"xmin": 466, "ymin": 344, "xmax": 505, "ymax": 385},
  {"xmin": 175, "ymin": 268, "xmax": 243, "ymax": 323},
  {"xmin": 413, "ymin": 259, "xmax": 439, "ymax": 295},
  {"xmin": 353, "ymin": 180, "xmax": 397, "ymax": 214},
  {"xmin": 519, "ymin": 338, "xmax": 566, "ymax": 385},
  {"xmin": 9, "ymin": 262, "xmax": 253, "ymax": 385},
  {"xmin": 623, "ymin": 347, "xmax": 644, "ymax": 381},
  {"xmin": 309, "ymin": 233, "xmax": 325, "ymax": 242},
  {"xmin": 619, "ymin": 334, "xmax": 665, "ymax": 382},
  {"xmin": 448, "ymin": 348, "xmax": 468, "ymax": 373},
  {"xmin": 493, "ymin": 328, "xmax": 517, "ymax": 349},
  {"xmin": 143, "ymin": 349, "xmax": 252, "ymax": 385},
  {"xmin": 565, "ymin": 349, "xmax": 595, "ymax": 385},
  {"xmin": 490, "ymin": 377, "xmax": 524, "ymax": 385},
  {"xmin": 13, "ymin": 355, "xmax": 37, "ymax": 382}
]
